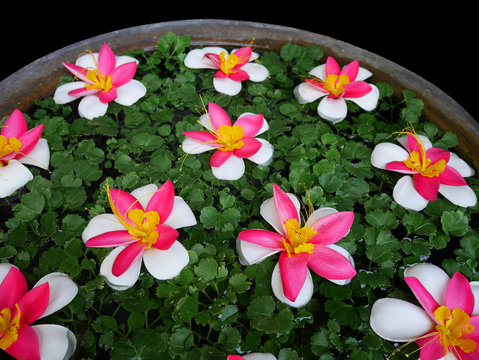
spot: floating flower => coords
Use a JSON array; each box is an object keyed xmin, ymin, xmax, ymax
[
  {"xmin": 294, "ymin": 56, "xmax": 379, "ymax": 123},
  {"xmin": 370, "ymin": 262, "xmax": 479, "ymax": 360},
  {"xmin": 181, "ymin": 102, "xmax": 274, "ymax": 181},
  {"xmin": 228, "ymin": 353, "xmax": 276, "ymax": 360},
  {"xmin": 53, "ymin": 43, "xmax": 147, "ymax": 120},
  {"xmin": 81, "ymin": 180, "xmax": 197, "ymax": 290},
  {"xmin": 184, "ymin": 46, "xmax": 269, "ymax": 96},
  {"xmin": 370, "ymin": 127, "xmax": 477, "ymax": 211},
  {"xmin": 236, "ymin": 184, "xmax": 356, "ymax": 307},
  {"xmin": 0, "ymin": 109, "xmax": 49, "ymax": 198},
  {"xmin": 0, "ymin": 263, "xmax": 78, "ymax": 360}
]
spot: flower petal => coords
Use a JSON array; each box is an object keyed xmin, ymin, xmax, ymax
[
  {"xmin": 317, "ymin": 96, "xmax": 348, "ymax": 123},
  {"xmin": 343, "ymin": 81, "xmax": 372, "ymax": 99},
  {"xmin": 181, "ymin": 137, "xmax": 216, "ymax": 154},
  {"xmin": 247, "ymin": 138, "xmax": 274, "ymax": 165},
  {"xmin": 33, "ymin": 272, "xmax": 78, "ymax": 319},
  {"xmin": 416, "ymin": 333, "xmax": 449, "ymax": 360},
  {"xmin": 5, "ymin": 324, "xmax": 40, "ymax": 360},
  {"xmin": 241, "ymin": 62, "xmax": 269, "ymax": 82},
  {"xmin": 294, "ymin": 82, "xmax": 326, "ymax": 104},
  {"xmin": 236, "ymin": 237, "xmax": 280, "ymax": 266},
  {"xmin": 85, "ymin": 230, "xmax": 137, "ymax": 248},
  {"xmin": 260, "ymin": 192, "xmax": 301, "ymax": 235},
  {"xmin": 414, "ymin": 174, "xmax": 440, "ymax": 201},
  {"xmin": 439, "ymin": 184, "xmax": 477, "ymax": 208},
  {"xmin": 233, "ymin": 137, "xmax": 262, "ymax": 158},
  {"xmin": 439, "ymin": 166, "xmax": 468, "ymax": 186},
  {"xmin": 308, "ymin": 246, "xmax": 357, "ymax": 280},
  {"xmin": 392, "ymin": 175, "xmax": 429, "ymax": 211},
  {"xmin": 447, "ymin": 152, "xmax": 475, "ymax": 177},
  {"xmin": 97, "ymin": 43, "xmax": 116, "ymax": 75},
  {"xmin": 1, "ymin": 109, "xmax": 28, "ymax": 138},
  {"xmin": 470, "ymin": 281, "xmax": 479, "ymax": 316},
  {"xmin": 211, "ymin": 154, "xmax": 245, "ymax": 180},
  {"xmin": 98, "ymin": 87, "xmax": 117, "ymax": 103},
  {"xmin": 370, "ymin": 298, "xmax": 434, "ymax": 342},
  {"xmin": 0, "ymin": 263, "xmax": 16, "ymax": 287},
  {"xmin": 184, "ymin": 48, "xmax": 222, "ymax": 69},
  {"xmin": 129, "ymin": 184, "xmax": 158, "ymax": 210},
  {"xmin": 81, "ymin": 213, "xmax": 125, "ymax": 243},
  {"xmin": 0, "ymin": 266, "xmax": 28, "ymax": 310},
  {"xmin": 278, "ymin": 252, "xmax": 309, "ymax": 302},
  {"xmin": 108, "ymin": 188, "xmax": 144, "ymax": 227},
  {"xmin": 404, "ymin": 276, "xmax": 440, "ymax": 319},
  {"xmin": 115, "ymin": 79, "xmax": 147, "ymax": 106},
  {"xmin": 238, "ymin": 229, "xmax": 284, "ymax": 249},
  {"xmin": 308, "ymin": 211, "xmax": 354, "ymax": 246},
  {"xmin": 273, "ymin": 184, "xmax": 300, "ymax": 233},
  {"xmin": 0, "ymin": 160, "xmax": 34, "ymax": 198},
  {"xmin": 78, "ymin": 95, "xmax": 108, "ymax": 120},
  {"xmin": 142, "ymin": 241, "xmax": 189, "ymax": 280},
  {"xmin": 346, "ymin": 83, "xmax": 379, "ymax": 111},
  {"xmin": 32, "ymin": 324, "xmax": 77, "ymax": 360},
  {"xmin": 17, "ymin": 282, "xmax": 50, "ymax": 325},
  {"xmin": 242, "ymin": 353, "xmax": 277, "ymax": 360},
  {"xmin": 371, "ymin": 142, "xmax": 410, "ymax": 170},
  {"xmin": 340, "ymin": 59, "xmax": 359, "ymax": 80},
  {"xmin": 213, "ymin": 76, "xmax": 242, "ymax": 96},
  {"xmin": 17, "ymin": 138, "xmax": 50, "ymax": 170},
  {"xmin": 325, "ymin": 244, "xmax": 356, "ymax": 285},
  {"xmin": 111, "ymin": 242, "xmax": 145, "ymax": 277},
  {"xmin": 445, "ymin": 272, "xmax": 475, "ymax": 315},
  {"xmin": 403, "ymin": 263, "xmax": 450, "ymax": 306},
  {"xmin": 152, "ymin": 224, "xmax": 178, "ymax": 250},
  {"xmin": 53, "ymin": 81, "xmax": 88, "ymax": 104},
  {"xmin": 271, "ymin": 261, "xmax": 313, "ymax": 308},
  {"xmin": 208, "ymin": 102, "xmax": 232, "ymax": 129},
  {"xmin": 162, "ymin": 196, "xmax": 197, "ymax": 229},
  {"xmin": 145, "ymin": 180, "xmax": 175, "ymax": 221},
  {"xmin": 110, "ymin": 61, "xmax": 137, "ymax": 87},
  {"xmin": 233, "ymin": 114, "xmax": 264, "ymax": 137},
  {"xmin": 100, "ymin": 245, "xmax": 142, "ymax": 291},
  {"xmin": 325, "ymin": 57, "xmax": 341, "ymax": 77}
]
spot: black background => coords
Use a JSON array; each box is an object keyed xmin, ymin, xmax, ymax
[{"xmin": 1, "ymin": 4, "xmax": 477, "ymax": 121}]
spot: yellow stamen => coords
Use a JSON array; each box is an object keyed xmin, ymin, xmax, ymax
[
  {"xmin": 84, "ymin": 69, "xmax": 113, "ymax": 92},
  {"xmin": 282, "ymin": 218, "xmax": 316, "ymax": 257},
  {"xmin": 434, "ymin": 306, "xmax": 476, "ymax": 354},
  {"xmin": 215, "ymin": 125, "xmax": 244, "ymax": 152},
  {"xmin": 0, "ymin": 305, "xmax": 21, "ymax": 350},
  {"xmin": 0, "ymin": 135, "xmax": 22, "ymax": 159},
  {"xmin": 307, "ymin": 73, "xmax": 350, "ymax": 97},
  {"xmin": 219, "ymin": 51, "xmax": 240, "ymax": 75}
]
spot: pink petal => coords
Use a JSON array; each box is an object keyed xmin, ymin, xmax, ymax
[
  {"xmin": 182, "ymin": 131, "xmax": 219, "ymax": 145},
  {"xmin": 0, "ymin": 266, "xmax": 28, "ymax": 310},
  {"xmin": 404, "ymin": 276, "xmax": 440, "ymax": 319},
  {"xmin": 151, "ymin": 224, "xmax": 178, "ymax": 250},
  {"xmin": 414, "ymin": 174, "xmax": 440, "ymax": 201},
  {"xmin": 98, "ymin": 43, "xmax": 116, "ymax": 76},
  {"xmin": 233, "ymin": 137, "xmax": 261, "ymax": 158},
  {"xmin": 233, "ymin": 114, "xmax": 264, "ymax": 137},
  {"xmin": 227, "ymin": 356, "xmax": 244, "ymax": 360},
  {"xmin": 232, "ymin": 46, "xmax": 252, "ymax": 65},
  {"xmin": 385, "ymin": 161, "xmax": 419, "ymax": 174},
  {"xmin": 238, "ymin": 229, "xmax": 284, "ymax": 249},
  {"xmin": 98, "ymin": 87, "xmax": 118, "ymax": 103},
  {"xmin": 325, "ymin": 57, "xmax": 341, "ymax": 77},
  {"xmin": 5, "ymin": 324, "xmax": 40, "ymax": 360},
  {"xmin": 278, "ymin": 252, "xmax": 309, "ymax": 302},
  {"xmin": 210, "ymin": 149, "xmax": 232, "ymax": 167},
  {"xmin": 67, "ymin": 86, "xmax": 100, "ymax": 98},
  {"xmin": 208, "ymin": 102, "xmax": 232, "ymax": 129},
  {"xmin": 109, "ymin": 188, "xmax": 144, "ymax": 227},
  {"xmin": 415, "ymin": 332, "xmax": 445, "ymax": 360},
  {"xmin": 61, "ymin": 62, "xmax": 90, "ymax": 83},
  {"xmin": 309, "ymin": 211, "xmax": 354, "ymax": 246},
  {"xmin": 426, "ymin": 147, "xmax": 450, "ymax": 164},
  {"xmin": 228, "ymin": 69, "xmax": 250, "ymax": 82},
  {"xmin": 1, "ymin": 109, "xmax": 28, "ymax": 138},
  {"xmin": 111, "ymin": 242, "xmax": 145, "ymax": 277},
  {"xmin": 85, "ymin": 230, "xmax": 137, "ymax": 247},
  {"xmin": 203, "ymin": 53, "xmax": 221, "ymax": 68},
  {"xmin": 307, "ymin": 246, "xmax": 357, "ymax": 280},
  {"xmin": 16, "ymin": 282, "xmax": 50, "ymax": 325},
  {"xmin": 340, "ymin": 60, "xmax": 359, "ymax": 81},
  {"xmin": 343, "ymin": 81, "xmax": 372, "ymax": 98},
  {"xmin": 439, "ymin": 166, "xmax": 468, "ymax": 186},
  {"xmin": 145, "ymin": 180, "xmax": 175, "ymax": 222},
  {"xmin": 407, "ymin": 133, "xmax": 424, "ymax": 158},
  {"xmin": 16, "ymin": 124, "xmax": 43, "ymax": 157},
  {"xmin": 445, "ymin": 272, "xmax": 475, "ymax": 315},
  {"xmin": 273, "ymin": 184, "xmax": 299, "ymax": 233},
  {"xmin": 110, "ymin": 61, "xmax": 137, "ymax": 87}
]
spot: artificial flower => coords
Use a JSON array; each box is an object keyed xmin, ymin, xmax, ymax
[
  {"xmin": 294, "ymin": 56, "xmax": 379, "ymax": 123},
  {"xmin": 184, "ymin": 46, "xmax": 269, "ymax": 96},
  {"xmin": 370, "ymin": 128, "xmax": 477, "ymax": 211},
  {"xmin": 370, "ymin": 262, "xmax": 479, "ymax": 360},
  {"xmin": 181, "ymin": 102, "xmax": 273, "ymax": 181},
  {"xmin": 0, "ymin": 263, "xmax": 78, "ymax": 360},
  {"xmin": 0, "ymin": 109, "xmax": 49, "ymax": 198},
  {"xmin": 236, "ymin": 184, "xmax": 357, "ymax": 307},
  {"xmin": 53, "ymin": 43, "xmax": 147, "ymax": 120},
  {"xmin": 81, "ymin": 180, "xmax": 196, "ymax": 290},
  {"xmin": 227, "ymin": 353, "xmax": 276, "ymax": 360}
]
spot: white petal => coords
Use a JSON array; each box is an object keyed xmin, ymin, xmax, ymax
[
  {"xmin": 309, "ymin": 64, "xmax": 326, "ymax": 80},
  {"xmin": 305, "ymin": 207, "xmax": 338, "ymax": 227},
  {"xmin": 115, "ymin": 79, "xmax": 147, "ymax": 106},
  {"xmin": 213, "ymin": 76, "xmax": 242, "ymax": 96},
  {"xmin": 142, "ymin": 241, "xmax": 189, "ymax": 280},
  {"xmin": 392, "ymin": 175, "xmax": 429, "ymax": 211},
  {"xmin": 198, "ymin": 113, "xmax": 214, "ymax": 132},
  {"xmin": 100, "ymin": 246, "xmax": 142, "ymax": 291},
  {"xmin": 242, "ymin": 63, "xmax": 269, "ymax": 82},
  {"xmin": 181, "ymin": 137, "xmax": 216, "ymax": 154},
  {"xmin": 32, "ymin": 324, "xmax": 76, "ymax": 360},
  {"xmin": 18, "ymin": 138, "xmax": 49, "ymax": 170},
  {"xmin": 34, "ymin": 272, "xmax": 78, "ymax": 319},
  {"xmin": 356, "ymin": 67, "xmax": 373, "ymax": 81},
  {"xmin": 317, "ymin": 97, "xmax": 348, "ymax": 124},
  {"xmin": 403, "ymin": 263, "xmax": 450, "ymax": 305},
  {"xmin": 130, "ymin": 183, "xmax": 158, "ymax": 210},
  {"xmin": 370, "ymin": 298, "xmax": 434, "ymax": 342},
  {"xmin": 75, "ymin": 52, "xmax": 98, "ymax": 68},
  {"xmin": 439, "ymin": 184, "xmax": 477, "ymax": 208},
  {"xmin": 162, "ymin": 196, "xmax": 197, "ymax": 229},
  {"xmin": 470, "ymin": 281, "xmax": 479, "ymax": 316},
  {"xmin": 184, "ymin": 48, "xmax": 221, "ymax": 69},
  {"xmin": 370, "ymin": 142, "xmax": 410, "ymax": 170},
  {"xmin": 325, "ymin": 244, "xmax": 355, "ymax": 286},
  {"xmin": 53, "ymin": 81, "xmax": 87, "ymax": 104},
  {"xmin": 0, "ymin": 263, "xmax": 16, "ymax": 284},
  {"xmin": 243, "ymin": 353, "xmax": 277, "ymax": 360},
  {"xmin": 81, "ymin": 214, "xmax": 125, "ymax": 243},
  {"xmin": 294, "ymin": 82, "xmax": 325, "ymax": 104},
  {"xmin": 0, "ymin": 160, "xmax": 33, "ymax": 198},
  {"xmin": 115, "ymin": 55, "xmax": 139, "ymax": 67},
  {"xmin": 78, "ymin": 95, "xmax": 108, "ymax": 120},
  {"xmin": 271, "ymin": 262, "xmax": 313, "ymax": 308},
  {"xmin": 260, "ymin": 193, "xmax": 301, "ymax": 235},
  {"xmin": 447, "ymin": 152, "xmax": 475, "ymax": 177},
  {"xmin": 236, "ymin": 237, "xmax": 280, "ymax": 266},
  {"xmin": 346, "ymin": 83, "xmax": 379, "ymax": 111},
  {"xmin": 397, "ymin": 134, "xmax": 432, "ymax": 151},
  {"xmin": 247, "ymin": 139, "xmax": 274, "ymax": 166},
  {"xmin": 236, "ymin": 112, "xmax": 269, "ymax": 137},
  {"xmin": 211, "ymin": 155, "xmax": 245, "ymax": 180}
]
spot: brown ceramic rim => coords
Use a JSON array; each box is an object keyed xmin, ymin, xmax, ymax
[{"xmin": 1, "ymin": 19, "xmax": 478, "ymax": 170}]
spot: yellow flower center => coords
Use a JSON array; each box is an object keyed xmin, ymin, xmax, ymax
[
  {"xmin": 215, "ymin": 125, "xmax": 245, "ymax": 152},
  {"xmin": 0, "ymin": 305, "xmax": 21, "ymax": 350},
  {"xmin": 0, "ymin": 135, "xmax": 22, "ymax": 163},
  {"xmin": 282, "ymin": 218, "xmax": 316, "ymax": 257},
  {"xmin": 402, "ymin": 133, "xmax": 446, "ymax": 178},
  {"xmin": 84, "ymin": 69, "xmax": 113, "ymax": 92},
  {"xmin": 219, "ymin": 51, "xmax": 240, "ymax": 75},
  {"xmin": 434, "ymin": 306, "xmax": 477, "ymax": 354},
  {"xmin": 322, "ymin": 74, "xmax": 350, "ymax": 97}
]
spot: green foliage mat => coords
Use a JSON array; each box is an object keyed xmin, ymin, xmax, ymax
[{"xmin": 1, "ymin": 32, "xmax": 478, "ymax": 359}]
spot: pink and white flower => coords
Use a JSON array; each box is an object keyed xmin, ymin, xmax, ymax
[
  {"xmin": 294, "ymin": 56, "xmax": 379, "ymax": 123},
  {"xmin": 236, "ymin": 184, "xmax": 357, "ymax": 308},
  {"xmin": 181, "ymin": 102, "xmax": 273, "ymax": 181},
  {"xmin": 0, "ymin": 109, "xmax": 49, "ymax": 198},
  {"xmin": 184, "ymin": 46, "xmax": 269, "ymax": 96},
  {"xmin": 81, "ymin": 180, "xmax": 196, "ymax": 290},
  {"xmin": 370, "ymin": 130, "xmax": 476, "ymax": 211},
  {"xmin": 228, "ymin": 353, "xmax": 276, "ymax": 360},
  {"xmin": 53, "ymin": 43, "xmax": 147, "ymax": 120},
  {"xmin": 0, "ymin": 263, "xmax": 78, "ymax": 360},
  {"xmin": 370, "ymin": 263, "xmax": 479, "ymax": 360}
]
